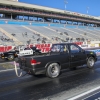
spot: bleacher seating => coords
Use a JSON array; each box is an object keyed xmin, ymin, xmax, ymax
[{"xmin": 0, "ymin": 19, "xmax": 99, "ymax": 46}]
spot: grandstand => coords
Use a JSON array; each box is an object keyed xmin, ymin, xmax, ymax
[{"xmin": 0, "ymin": 0, "xmax": 99, "ymax": 46}]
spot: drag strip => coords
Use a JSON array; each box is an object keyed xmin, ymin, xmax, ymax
[
  {"xmin": 68, "ymin": 86, "xmax": 100, "ymax": 100},
  {"xmin": 0, "ymin": 58, "xmax": 100, "ymax": 100}
]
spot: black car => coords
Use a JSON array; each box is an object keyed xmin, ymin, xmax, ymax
[
  {"xmin": 18, "ymin": 43, "xmax": 97, "ymax": 78},
  {"xmin": 0, "ymin": 50, "xmax": 19, "ymax": 61},
  {"xmin": 0, "ymin": 47, "xmax": 41, "ymax": 61}
]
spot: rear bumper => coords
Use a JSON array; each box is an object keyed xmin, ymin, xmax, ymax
[{"xmin": 20, "ymin": 66, "xmax": 46, "ymax": 75}]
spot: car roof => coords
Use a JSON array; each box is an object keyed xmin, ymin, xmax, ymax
[{"xmin": 52, "ymin": 43, "xmax": 75, "ymax": 45}]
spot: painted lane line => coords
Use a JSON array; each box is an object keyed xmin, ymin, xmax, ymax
[
  {"xmin": 82, "ymin": 90, "xmax": 100, "ymax": 100},
  {"xmin": 68, "ymin": 86, "xmax": 100, "ymax": 100}
]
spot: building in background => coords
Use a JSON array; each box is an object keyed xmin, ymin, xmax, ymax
[{"xmin": 2, "ymin": 0, "xmax": 18, "ymax": 2}]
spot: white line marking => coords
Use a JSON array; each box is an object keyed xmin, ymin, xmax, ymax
[
  {"xmin": 68, "ymin": 86, "xmax": 100, "ymax": 100},
  {"xmin": 82, "ymin": 90, "xmax": 100, "ymax": 100}
]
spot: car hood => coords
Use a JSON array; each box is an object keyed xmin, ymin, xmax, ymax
[{"xmin": 85, "ymin": 50, "xmax": 96, "ymax": 55}]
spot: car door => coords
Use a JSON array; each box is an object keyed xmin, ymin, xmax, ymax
[
  {"xmin": 59, "ymin": 44, "xmax": 70, "ymax": 69},
  {"xmin": 69, "ymin": 44, "xmax": 86, "ymax": 67},
  {"xmin": 24, "ymin": 48, "xmax": 33, "ymax": 55},
  {"xmin": 50, "ymin": 44, "xmax": 70, "ymax": 69},
  {"xmin": 19, "ymin": 48, "xmax": 33, "ymax": 56}
]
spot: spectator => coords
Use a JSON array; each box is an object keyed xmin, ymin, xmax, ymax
[
  {"xmin": 1, "ymin": 36, "xmax": 4, "ymax": 40},
  {"xmin": 52, "ymin": 37, "xmax": 54, "ymax": 40},
  {"xmin": 81, "ymin": 38, "xmax": 85, "ymax": 42},
  {"xmin": 27, "ymin": 39, "xmax": 31, "ymax": 45},
  {"xmin": 42, "ymin": 39, "xmax": 46, "ymax": 43},
  {"xmin": 37, "ymin": 38, "xmax": 40, "ymax": 43},
  {"xmin": 55, "ymin": 37, "xmax": 58, "ymax": 41},
  {"xmin": 11, "ymin": 33, "xmax": 16, "ymax": 36},
  {"xmin": 60, "ymin": 33, "xmax": 63, "ymax": 35},
  {"xmin": 32, "ymin": 36, "xmax": 35, "ymax": 39},
  {"xmin": 22, "ymin": 33, "xmax": 24, "ymax": 37},
  {"xmin": 66, "ymin": 38, "xmax": 69, "ymax": 42},
  {"xmin": 56, "ymin": 30, "xmax": 58, "ymax": 32},
  {"xmin": 3, "ymin": 33, "xmax": 5, "ymax": 36},
  {"xmin": 11, "ymin": 39, "xmax": 14, "ymax": 42},
  {"xmin": 64, "ymin": 32, "xmax": 68, "ymax": 35},
  {"xmin": 25, "ymin": 32, "xmax": 27, "ymax": 37},
  {"xmin": 70, "ymin": 38, "xmax": 73, "ymax": 43},
  {"xmin": 37, "ymin": 34, "xmax": 40, "ymax": 36}
]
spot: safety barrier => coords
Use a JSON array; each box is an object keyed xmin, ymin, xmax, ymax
[
  {"xmin": 0, "ymin": 43, "xmax": 100, "ymax": 56},
  {"xmin": 0, "ymin": 42, "xmax": 83, "ymax": 53},
  {"xmin": 29, "ymin": 44, "xmax": 52, "ymax": 53},
  {"xmin": 0, "ymin": 44, "xmax": 51, "ymax": 53},
  {"xmin": 74, "ymin": 42, "xmax": 83, "ymax": 45},
  {"xmin": 0, "ymin": 46, "xmax": 13, "ymax": 52}
]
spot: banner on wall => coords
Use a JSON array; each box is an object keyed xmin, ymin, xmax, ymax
[{"xmin": 0, "ymin": 46, "xmax": 13, "ymax": 53}]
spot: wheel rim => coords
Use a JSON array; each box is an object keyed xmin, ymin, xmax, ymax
[
  {"xmin": 8, "ymin": 55, "xmax": 14, "ymax": 60},
  {"xmin": 49, "ymin": 64, "xmax": 59, "ymax": 77},
  {"xmin": 89, "ymin": 58, "xmax": 94, "ymax": 66}
]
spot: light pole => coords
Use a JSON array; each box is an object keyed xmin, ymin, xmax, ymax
[
  {"xmin": 87, "ymin": 7, "xmax": 89, "ymax": 14},
  {"xmin": 64, "ymin": 0, "xmax": 68, "ymax": 11}
]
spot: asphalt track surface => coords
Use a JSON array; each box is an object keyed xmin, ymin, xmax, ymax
[{"xmin": 0, "ymin": 58, "xmax": 100, "ymax": 100}]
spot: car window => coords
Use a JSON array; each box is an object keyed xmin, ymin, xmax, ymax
[
  {"xmin": 51, "ymin": 45, "xmax": 60, "ymax": 52},
  {"xmin": 31, "ymin": 47, "xmax": 36, "ymax": 50},
  {"xmin": 70, "ymin": 44, "xmax": 80, "ymax": 53},
  {"xmin": 51, "ymin": 44, "xmax": 68, "ymax": 53},
  {"xmin": 24, "ymin": 48, "xmax": 31, "ymax": 50}
]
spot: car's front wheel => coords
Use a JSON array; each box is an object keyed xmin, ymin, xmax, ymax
[
  {"xmin": 46, "ymin": 63, "xmax": 60, "ymax": 78},
  {"xmin": 87, "ymin": 57, "xmax": 95, "ymax": 68},
  {"xmin": 8, "ymin": 55, "xmax": 14, "ymax": 61}
]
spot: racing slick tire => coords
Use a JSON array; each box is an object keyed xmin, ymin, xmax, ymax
[
  {"xmin": 87, "ymin": 57, "xmax": 95, "ymax": 68},
  {"xmin": 7, "ymin": 55, "xmax": 14, "ymax": 61},
  {"xmin": 46, "ymin": 63, "xmax": 60, "ymax": 78}
]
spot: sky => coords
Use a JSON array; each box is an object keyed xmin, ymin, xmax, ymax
[{"xmin": 19, "ymin": 0, "xmax": 100, "ymax": 17}]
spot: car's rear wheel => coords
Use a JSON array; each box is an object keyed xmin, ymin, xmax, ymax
[
  {"xmin": 34, "ymin": 52, "xmax": 39, "ymax": 55},
  {"xmin": 46, "ymin": 63, "xmax": 60, "ymax": 78},
  {"xmin": 87, "ymin": 57, "xmax": 95, "ymax": 68},
  {"xmin": 8, "ymin": 55, "xmax": 14, "ymax": 61}
]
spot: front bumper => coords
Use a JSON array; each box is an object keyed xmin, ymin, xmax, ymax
[{"xmin": 0, "ymin": 56, "xmax": 7, "ymax": 59}]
